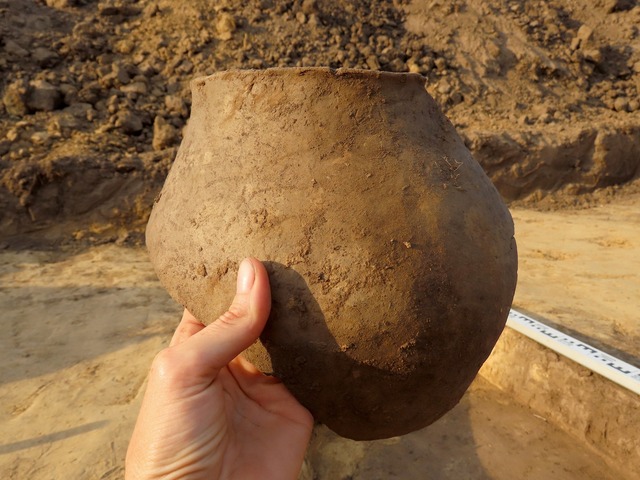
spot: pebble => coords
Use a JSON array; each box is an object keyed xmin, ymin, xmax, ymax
[
  {"xmin": 6, "ymin": 128, "xmax": 20, "ymax": 142},
  {"xmin": 115, "ymin": 110, "xmax": 143, "ymax": 134},
  {"xmin": 518, "ymin": 114, "xmax": 533, "ymax": 125},
  {"xmin": 307, "ymin": 14, "xmax": 319, "ymax": 28},
  {"xmin": 27, "ymin": 80, "xmax": 64, "ymax": 112},
  {"xmin": 570, "ymin": 25, "xmax": 593, "ymax": 51},
  {"xmin": 63, "ymin": 102, "xmax": 95, "ymax": 119},
  {"xmin": 538, "ymin": 113, "xmax": 553, "ymax": 124},
  {"xmin": 177, "ymin": 60, "xmax": 194, "ymax": 75},
  {"xmin": 142, "ymin": 3, "xmax": 159, "ymax": 18},
  {"xmin": 437, "ymin": 79, "xmax": 452, "ymax": 94},
  {"xmin": 2, "ymin": 79, "xmax": 30, "ymax": 116},
  {"xmin": 107, "ymin": 95, "xmax": 119, "ymax": 114},
  {"xmin": 3, "ymin": 39, "xmax": 29, "ymax": 58},
  {"xmin": 59, "ymin": 84, "xmax": 78, "ymax": 104},
  {"xmin": 50, "ymin": 112, "xmax": 84, "ymax": 137},
  {"xmin": 366, "ymin": 55, "xmax": 381, "ymax": 70},
  {"xmin": 30, "ymin": 131, "xmax": 52, "ymax": 145},
  {"xmin": 448, "ymin": 91, "xmax": 463, "ymax": 105},
  {"xmin": 407, "ymin": 59, "xmax": 421, "ymax": 74},
  {"xmin": 420, "ymin": 55, "xmax": 435, "ymax": 71},
  {"xmin": 582, "ymin": 49, "xmax": 602, "ymax": 64},
  {"xmin": 301, "ymin": 0, "xmax": 318, "ymax": 14},
  {"xmin": 120, "ymin": 81, "xmax": 148, "ymax": 95},
  {"xmin": 152, "ymin": 116, "xmax": 178, "ymax": 150},
  {"xmin": 77, "ymin": 82, "xmax": 101, "ymax": 105},
  {"xmin": 216, "ymin": 13, "xmax": 236, "ymax": 41},
  {"xmin": 115, "ymin": 157, "xmax": 141, "ymax": 173},
  {"xmin": 613, "ymin": 97, "xmax": 629, "ymax": 112},
  {"xmin": 45, "ymin": 0, "xmax": 78, "ymax": 7},
  {"xmin": 138, "ymin": 57, "xmax": 164, "ymax": 77},
  {"xmin": 388, "ymin": 58, "xmax": 407, "ymax": 72},
  {"xmin": 434, "ymin": 57, "xmax": 447, "ymax": 71},
  {"xmin": 114, "ymin": 39, "xmax": 136, "ymax": 55},
  {"xmin": 112, "ymin": 64, "xmax": 131, "ymax": 85},
  {"xmin": 32, "ymin": 47, "xmax": 60, "ymax": 68},
  {"xmin": 164, "ymin": 95, "xmax": 188, "ymax": 118}
]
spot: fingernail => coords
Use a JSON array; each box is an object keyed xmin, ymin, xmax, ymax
[{"xmin": 237, "ymin": 258, "xmax": 255, "ymax": 294}]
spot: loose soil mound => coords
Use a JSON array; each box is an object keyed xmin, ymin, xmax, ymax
[{"xmin": 1, "ymin": 0, "xmax": 639, "ymax": 246}]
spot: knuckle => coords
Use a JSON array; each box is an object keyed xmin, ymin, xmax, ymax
[
  {"xmin": 151, "ymin": 348, "xmax": 177, "ymax": 377},
  {"xmin": 216, "ymin": 309, "xmax": 242, "ymax": 328},
  {"xmin": 150, "ymin": 347, "xmax": 198, "ymax": 386}
]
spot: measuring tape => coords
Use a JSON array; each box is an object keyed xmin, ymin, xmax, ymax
[{"xmin": 507, "ymin": 309, "xmax": 640, "ymax": 396}]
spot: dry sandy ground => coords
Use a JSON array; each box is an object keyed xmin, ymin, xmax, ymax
[
  {"xmin": 0, "ymin": 246, "xmax": 178, "ymax": 479},
  {"xmin": 1, "ymin": 195, "xmax": 638, "ymax": 479},
  {"xmin": 512, "ymin": 191, "xmax": 640, "ymax": 362}
]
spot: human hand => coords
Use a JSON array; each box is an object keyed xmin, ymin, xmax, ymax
[{"xmin": 126, "ymin": 258, "xmax": 314, "ymax": 480}]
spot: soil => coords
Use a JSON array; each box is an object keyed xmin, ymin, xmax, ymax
[{"xmin": 1, "ymin": 0, "xmax": 639, "ymax": 246}]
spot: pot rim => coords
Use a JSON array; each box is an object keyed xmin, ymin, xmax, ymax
[{"xmin": 191, "ymin": 66, "xmax": 427, "ymax": 88}]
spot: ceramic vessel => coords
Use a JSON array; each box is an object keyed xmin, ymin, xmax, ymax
[{"xmin": 146, "ymin": 68, "xmax": 518, "ymax": 440}]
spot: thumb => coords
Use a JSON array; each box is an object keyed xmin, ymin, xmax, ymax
[{"xmin": 182, "ymin": 257, "xmax": 271, "ymax": 374}]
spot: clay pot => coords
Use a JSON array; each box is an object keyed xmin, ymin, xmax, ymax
[{"xmin": 146, "ymin": 68, "xmax": 517, "ymax": 440}]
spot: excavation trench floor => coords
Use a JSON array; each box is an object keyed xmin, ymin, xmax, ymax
[
  {"xmin": 304, "ymin": 375, "xmax": 624, "ymax": 480},
  {"xmin": 511, "ymin": 192, "xmax": 640, "ymax": 365},
  {"xmin": 1, "ymin": 194, "xmax": 637, "ymax": 480}
]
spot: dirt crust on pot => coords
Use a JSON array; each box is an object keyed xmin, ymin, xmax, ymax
[{"xmin": 146, "ymin": 68, "xmax": 518, "ymax": 440}]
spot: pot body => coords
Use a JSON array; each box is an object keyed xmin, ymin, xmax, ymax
[{"xmin": 146, "ymin": 68, "xmax": 517, "ymax": 440}]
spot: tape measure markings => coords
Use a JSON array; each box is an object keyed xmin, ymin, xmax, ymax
[{"xmin": 507, "ymin": 309, "xmax": 640, "ymax": 395}]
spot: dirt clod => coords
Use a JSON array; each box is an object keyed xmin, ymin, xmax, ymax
[
  {"xmin": 26, "ymin": 80, "xmax": 64, "ymax": 112},
  {"xmin": 152, "ymin": 115, "xmax": 178, "ymax": 151}
]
